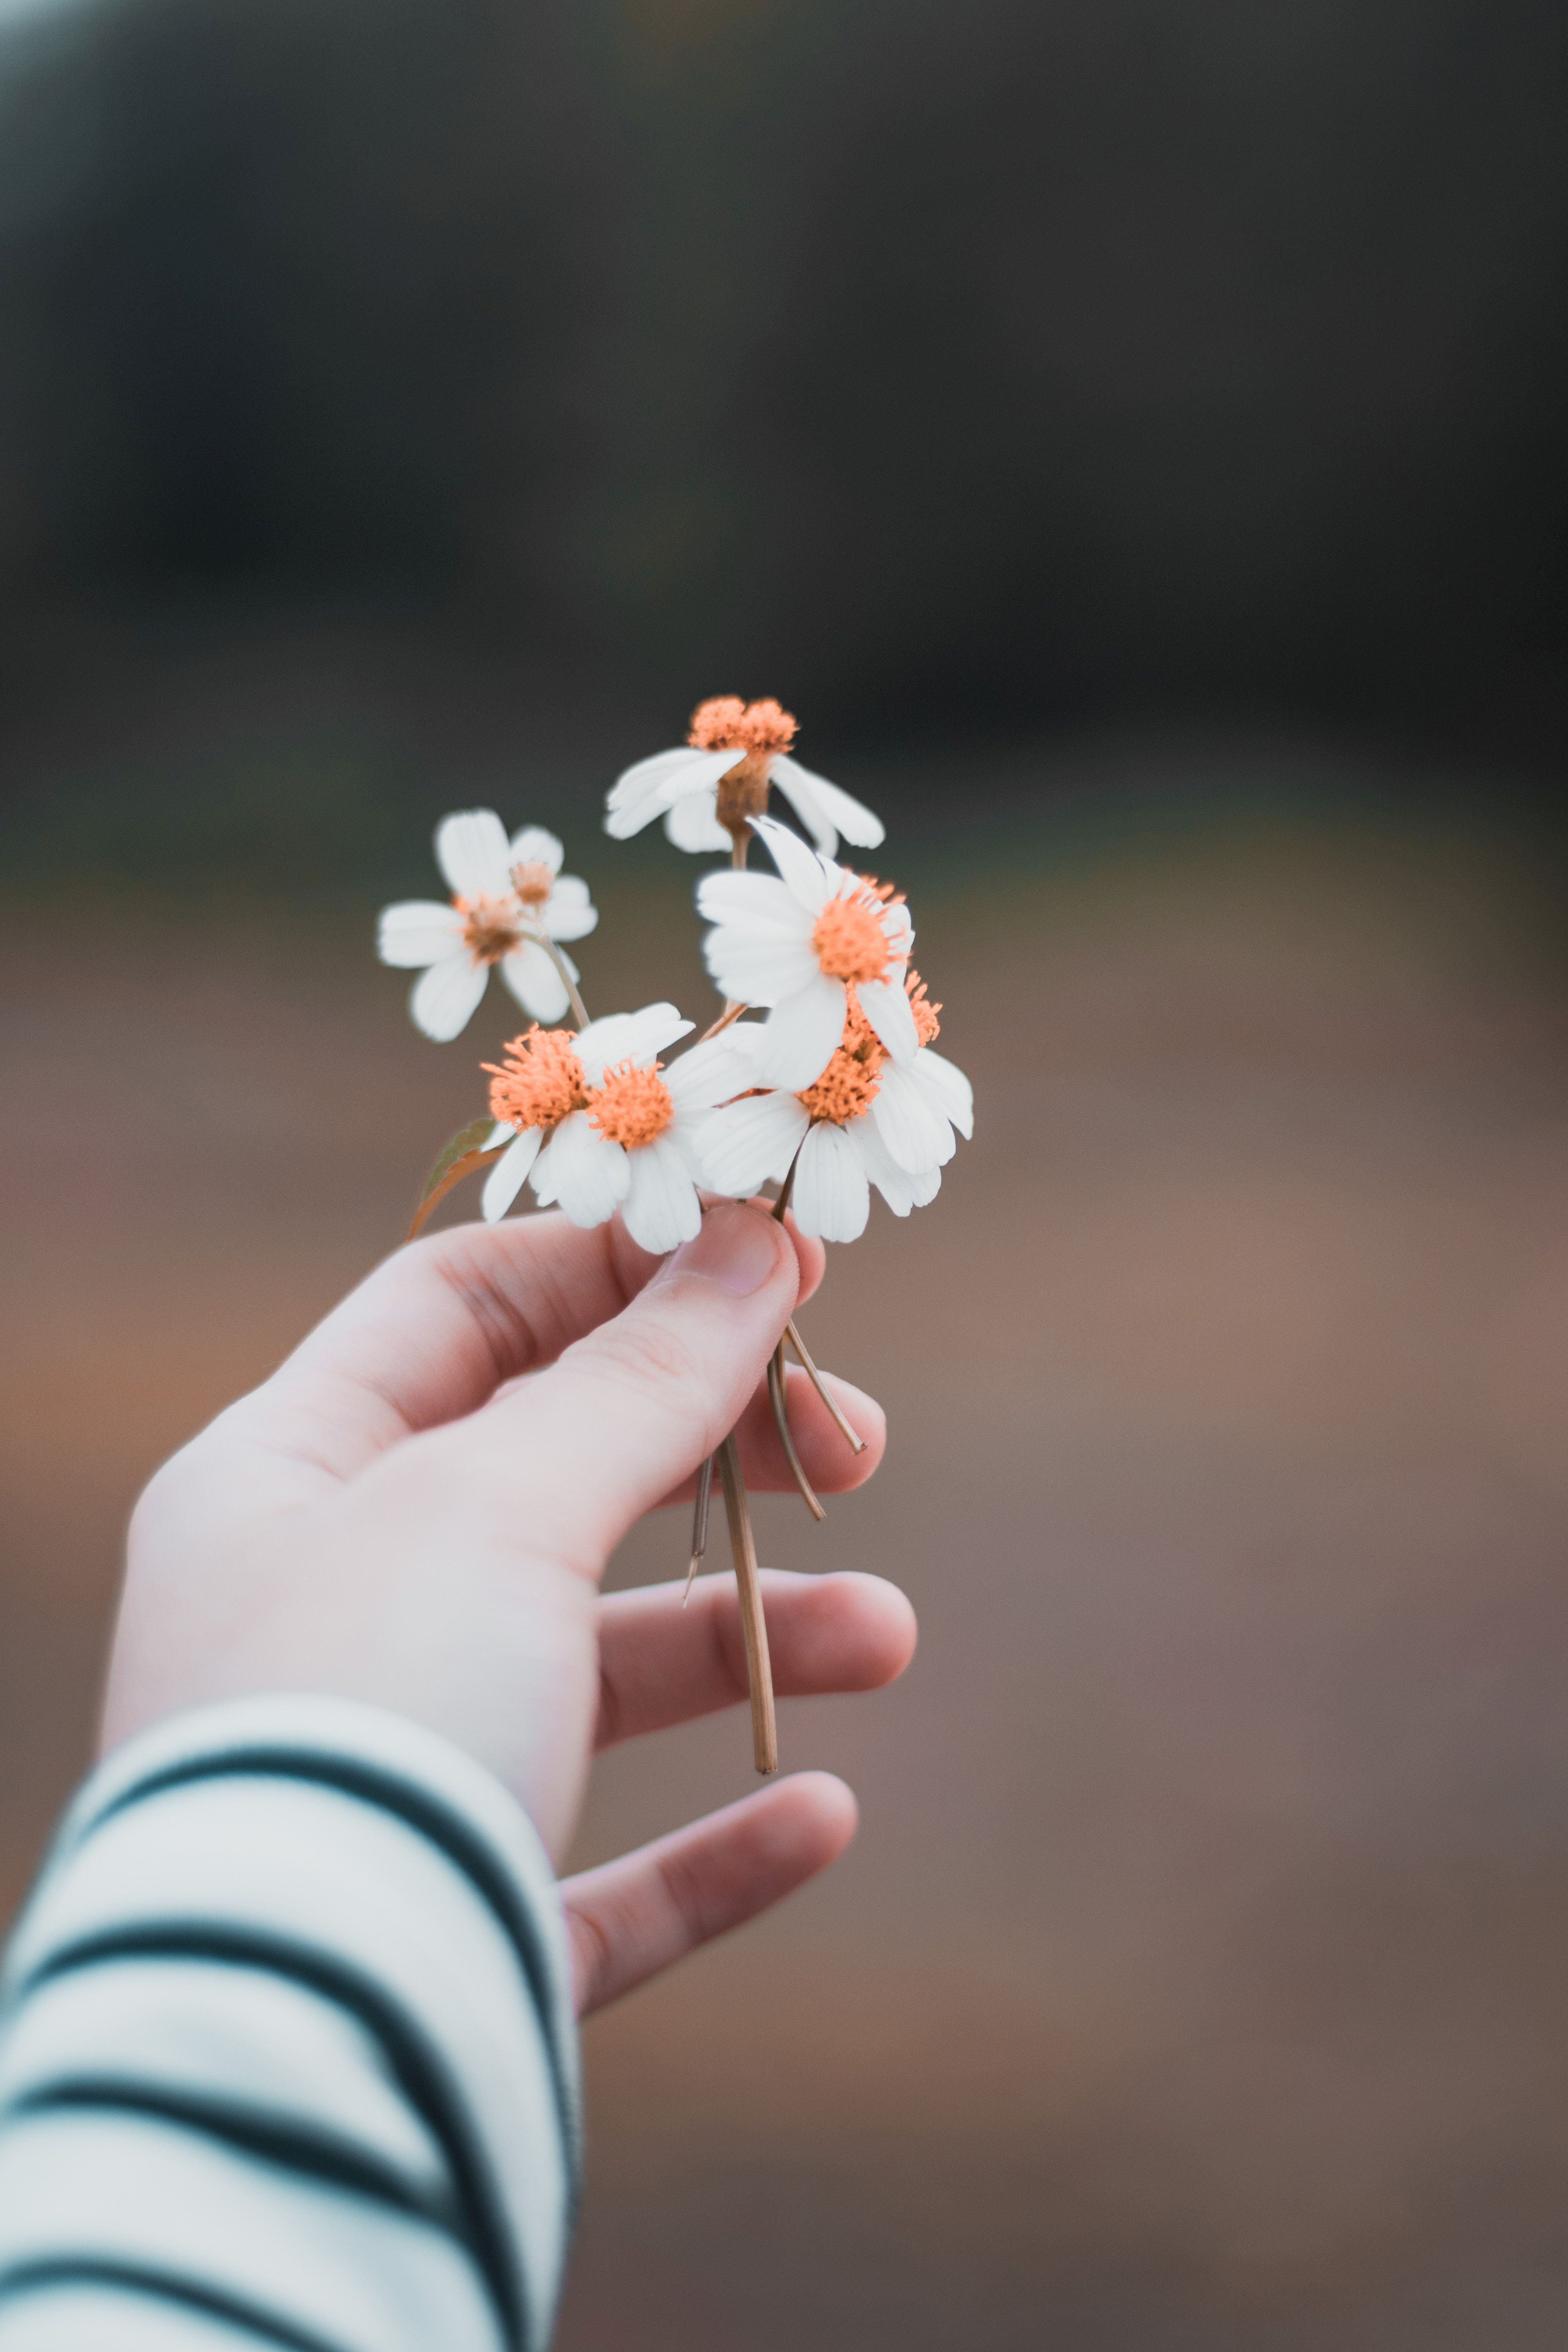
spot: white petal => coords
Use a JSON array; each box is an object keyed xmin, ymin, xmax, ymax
[
  {"xmin": 663, "ymin": 788, "xmax": 733, "ymax": 854},
  {"xmin": 621, "ymin": 1135, "xmax": 704, "ymax": 1254},
  {"xmin": 377, "ymin": 901, "xmax": 462, "ymax": 969},
  {"xmin": 702, "ymin": 924, "xmax": 820, "ymax": 1007},
  {"xmin": 857, "ymin": 973, "xmax": 920, "ymax": 1065},
  {"xmin": 605, "ymin": 744, "xmax": 693, "ymax": 809},
  {"xmin": 606, "ymin": 744, "xmax": 713, "ymax": 813},
  {"xmin": 508, "ymin": 825, "xmax": 564, "ymax": 875},
  {"xmin": 605, "ymin": 747, "xmax": 739, "ymax": 835},
  {"xmin": 574, "ymin": 1013, "xmax": 637, "ymax": 1084},
  {"xmin": 485, "ymin": 1120, "xmax": 514, "ymax": 1149},
  {"xmin": 791, "ymin": 1120, "xmax": 870, "ymax": 1243},
  {"xmin": 528, "ymin": 1133, "xmax": 559, "ymax": 1205},
  {"xmin": 771, "ymin": 756, "xmax": 885, "ymax": 850},
  {"xmin": 481, "ymin": 1127, "xmax": 543, "ymax": 1221},
  {"xmin": 662, "ymin": 1030, "xmax": 761, "ymax": 1112},
  {"xmin": 643, "ymin": 746, "xmax": 744, "ymax": 814},
  {"xmin": 848, "ymin": 1115, "xmax": 915, "ymax": 1214},
  {"xmin": 881, "ymin": 900, "xmax": 915, "ymax": 964},
  {"xmin": 434, "ymin": 809, "xmax": 513, "ymax": 900},
  {"xmin": 766, "ymin": 760, "xmax": 836, "ymax": 852},
  {"xmin": 541, "ymin": 876, "xmax": 599, "ymax": 943},
  {"xmin": 849, "ymin": 1116, "xmax": 940, "ymax": 1215},
  {"xmin": 622, "ymin": 1002, "xmax": 694, "ymax": 1065},
  {"xmin": 749, "ymin": 813, "xmax": 837, "ymax": 912},
  {"xmin": 696, "ymin": 1092, "xmax": 811, "ymax": 1195},
  {"xmin": 533, "ymin": 1109, "xmax": 629, "ymax": 1226},
  {"xmin": 500, "ymin": 940, "xmax": 570, "ymax": 1023},
  {"xmin": 409, "ymin": 951, "xmax": 488, "ymax": 1042},
  {"xmin": 911, "ymin": 1046, "xmax": 973, "ymax": 1140},
  {"xmin": 869, "ymin": 1058, "xmax": 954, "ymax": 1171},
  {"xmin": 694, "ymin": 870, "xmax": 806, "ymax": 931},
  {"xmin": 575, "ymin": 1002, "xmax": 692, "ymax": 1085},
  {"xmin": 753, "ymin": 974, "xmax": 847, "ymax": 1091}
]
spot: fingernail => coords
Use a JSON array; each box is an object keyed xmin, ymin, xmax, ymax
[{"xmin": 666, "ymin": 1204, "xmax": 782, "ymax": 1296}]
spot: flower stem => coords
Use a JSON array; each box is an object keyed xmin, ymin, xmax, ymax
[
  {"xmin": 768, "ymin": 1343, "xmax": 825, "ymax": 1521},
  {"xmin": 537, "ymin": 935, "xmax": 591, "ymax": 1031},
  {"xmin": 783, "ymin": 1321, "xmax": 866, "ymax": 1454},
  {"xmin": 717, "ymin": 1433, "xmax": 777, "ymax": 1775},
  {"xmin": 685, "ymin": 1454, "xmax": 714, "ymax": 1601},
  {"xmin": 762, "ymin": 1152, "xmax": 826, "ymax": 1517},
  {"xmin": 695, "ymin": 999, "xmax": 750, "ymax": 1046}
]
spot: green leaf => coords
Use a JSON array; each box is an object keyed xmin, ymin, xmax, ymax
[{"xmin": 419, "ymin": 1115, "xmax": 498, "ymax": 1204}]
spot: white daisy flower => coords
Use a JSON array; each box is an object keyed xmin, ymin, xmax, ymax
[
  {"xmin": 697, "ymin": 812, "xmax": 920, "ymax": 1091},
  {"xmin": 695, "ymin": 977, "xmax": 973, "ymax": 1244},
  {"xmin": 481, "ymin": 1003, "xmax": 757, "ymax": 1256},
  {"xmin": 377, "ymin": 810, "xmax": 599, "ymax": 1041},
  {"xmin": 604, "ymin": 694, "xmax": 884, "ymax": 857}
]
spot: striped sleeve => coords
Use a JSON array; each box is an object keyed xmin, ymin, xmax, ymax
[{"xmin": 0, "ymin": 1697, "xmax": 581, "ymax": 2352}]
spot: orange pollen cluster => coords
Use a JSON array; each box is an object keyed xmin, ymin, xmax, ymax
[
  {"xmin": 458, "ymin": 892, "xmax": 523, "ymax": 964},
  {"xmin": 811, "ymin": 889, "xmax": 893, "ymax": 985},
  {"xmin": 906, "ymin": 969, "xmax": 941, "ymax": 1046},
  {"xmin": 588, "ymin": 1060, "xmax": 675, "ymax": 1150},
  {"xmin": 509, "ymin": 860, "xmax": 554, "ymax": 909},
  {"xmin": 483, "ymin": 1027, "xmax": 588, "ymax": 1133},
  {"xmin": 798, "ymin": 994, "xmax": 884, "ymax": 1126},
  {"xmin": 686, "ymin": 694, "xmax": 799, "ymax": 759}
]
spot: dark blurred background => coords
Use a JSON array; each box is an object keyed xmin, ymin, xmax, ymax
[
  {"xmin": 2, "ymin": 1, "xmax": 1568, "ymax": 2346},
  {"xmin": 4, "ymin": 0, "xmax": 1568, "ymax": 858}
]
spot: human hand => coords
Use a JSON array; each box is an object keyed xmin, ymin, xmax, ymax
[{"xmin": 102, "ymin": 1202, "xmax": 916, "ymax": 2014}]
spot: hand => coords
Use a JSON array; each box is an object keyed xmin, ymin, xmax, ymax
[{"xmin": 103, "ymin": 1202, "xmax": 916, "ymax": 2014}]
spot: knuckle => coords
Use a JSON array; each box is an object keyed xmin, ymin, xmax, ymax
[
  {"xmin": 655, "ymin": 1846, "xmax": 715, "ymax": 1949},
  {"xmin": 573, "ymin": 1309, "xmax": 701, "ymax": 1401}
]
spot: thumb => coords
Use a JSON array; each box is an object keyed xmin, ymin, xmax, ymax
[{"xmin": 425, "ymin": 1202, "xmax": 800, "ymax": 1573}]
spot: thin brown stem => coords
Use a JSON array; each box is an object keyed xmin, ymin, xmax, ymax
[
  {"xmin": 685, "ymin": 1453, "xmax": 714, "ymax": 1602},
  {"xmin": 783, "ymin": 1321, "xmax": 866, "ymax": 1454},
  {"xmin": 771, "ymin": 1155, "xmax": 798, "ymax": 1223},
  {"xmin": 717, "ymin": 1434, "xmax": 777, "ymax": 1775},
  {"xmin": 536, "ymin": 935, "xmax": 591, "ymax": 1031},
  {"xmin": 768, "ymin": 1343, "xmax": 826, "ymax": 1522},
  {"xmin": 694, "ymin": 998, "xmax": 750, "ymax": 1046}
]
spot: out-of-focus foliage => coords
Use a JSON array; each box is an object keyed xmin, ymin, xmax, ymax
[{"xmin": 1, "ymin": 0, "xmax": 1567, "ymax": 764}]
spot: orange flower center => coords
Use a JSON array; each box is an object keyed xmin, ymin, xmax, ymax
[
  {"xmin": 588, "ymin": 1060, "xmax": 675, "ymax": 1150},
  {"xmin": 811, "ymin": 889, "xmax": 894, "ymax": 985},
  {"xmin": 686, "ymin": 695, "xmax": 798, "ymax": 758},
  {"xmin": 906, "ymin": 970, "xmax": 941, "ymax": 1045},
  {"xmin": 458, "ymin": 892, "xmax": 523, "ymax": 964},
  {"xmin": 798, "ymin": 991, "xmax": 885, "ymax": 1125},
  {"xmin": 483, "ymin": 1026, "xmax": 588, "ymax": 1132},
  {"xmin": 510, "ymin": 860, "xmax": 554, "ymax": 909}
]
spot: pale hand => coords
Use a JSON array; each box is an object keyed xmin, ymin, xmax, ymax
[{"xmin": 103, "ymin": 1202, "xmax": 915, "ymax": 2014}]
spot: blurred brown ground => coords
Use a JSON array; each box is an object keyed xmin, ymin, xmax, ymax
[{"xmin": 2, "ymin": 793, "xmax": 1567, "ymax": 2347}]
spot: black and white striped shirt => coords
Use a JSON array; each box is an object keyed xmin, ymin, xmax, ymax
[{"xmin": 0, "ymin": 1697, "xmax": 579, "ymax": 2351}]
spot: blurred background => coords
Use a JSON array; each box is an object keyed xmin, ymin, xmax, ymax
[{"xmin": 2, "ymin": 0, "xmax": 1567, "ymax": 2344}]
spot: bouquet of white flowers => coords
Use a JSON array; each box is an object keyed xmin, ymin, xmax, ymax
[{"xmin": 379, "ymin": 696, "xmax": 973, "ymax": 1772}]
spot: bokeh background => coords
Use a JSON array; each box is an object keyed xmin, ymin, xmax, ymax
[{"xmin": 2, "ymin": 1, "xmax": 1567, "ymax": 2345}]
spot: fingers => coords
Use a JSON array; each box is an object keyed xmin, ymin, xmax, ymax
[
  {"xmin": 563, "ymin": 1773, "xmax": 858, "ymax": 2016},
  {"xmin": 225, "ymin": 1201, "xmax": 826, "ymax": 1485},
  {"xmin": 422, "ymin": 1203, "xmax": 807, "ymax": 1573},
  {"xmin": 654, "ymin": 1365, "xmax": 885, "ymax": 1506},
  {"xmin": 594, "ymin": 1570, "xmax": 916, "ymax": 1748}
]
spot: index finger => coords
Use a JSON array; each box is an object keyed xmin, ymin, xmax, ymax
[{"xmin": 225, "ymin": 1205, "xmax": 827, "ymax": 1486}]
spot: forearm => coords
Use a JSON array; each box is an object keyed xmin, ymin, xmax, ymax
[{"xmin": 0, "ymin": 1697, "xmax": 579, "ymax": 2352}]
